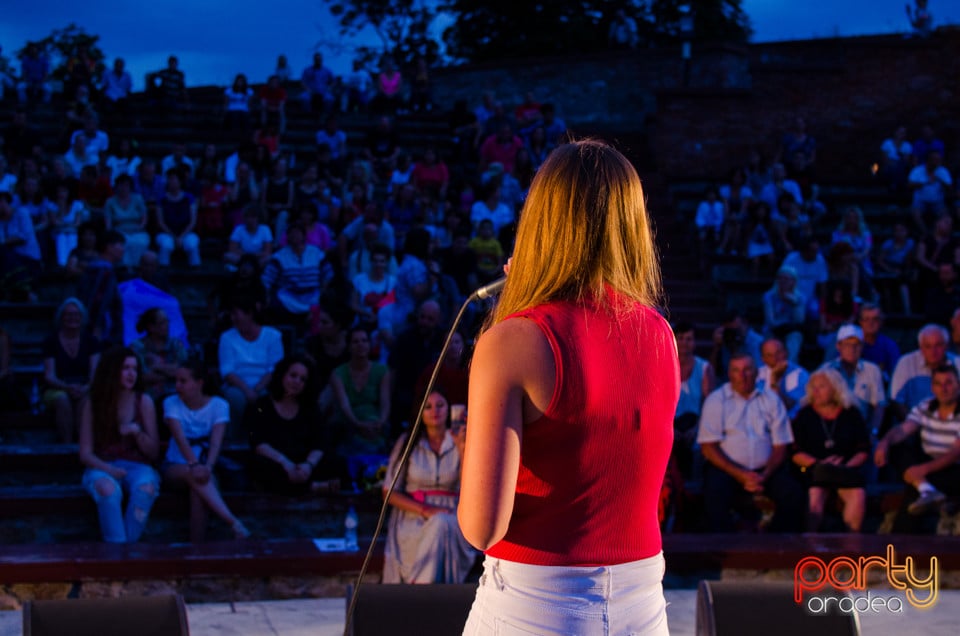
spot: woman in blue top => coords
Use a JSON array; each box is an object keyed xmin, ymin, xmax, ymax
[{"xmin": 163, "ymin": 359, "xmax": 249, "ymax": 542}]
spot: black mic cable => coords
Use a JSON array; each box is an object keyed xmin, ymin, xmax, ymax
[{"xmin": 343, "ymin": 277, "xmax": 506, "ymax": 635}]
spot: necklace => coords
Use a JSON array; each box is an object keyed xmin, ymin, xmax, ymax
[{"xmin": 819, "ymin": 414, "xmax": 837, "ymax": 449}]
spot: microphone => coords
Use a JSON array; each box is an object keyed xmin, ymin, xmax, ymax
[{"xmin": 470, "ymin": 277, "xmax": 507, "ymax": 300}]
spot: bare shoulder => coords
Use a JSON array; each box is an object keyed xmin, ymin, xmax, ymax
[{"xmin": 476, "ymin": 317, "xmax": 553, "ymax": 369}]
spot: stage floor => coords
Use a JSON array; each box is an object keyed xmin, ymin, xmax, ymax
[{"xmin": 2, "ymin": 589, "xmax": 956, "ymax": 634}]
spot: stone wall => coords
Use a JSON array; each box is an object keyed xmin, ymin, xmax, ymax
[{"xmin": 432, "ymin": 29, "xmax": 960, "ymax": 181}]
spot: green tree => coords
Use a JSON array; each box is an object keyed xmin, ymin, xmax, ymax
[
  {"xmin": 646, "ymin": 0, "xmax": 752, "ymax": 44},
  {"xmin": 322, "ymin": 0, "xmax": 441, "ymax": 69},
  {"xmin": 441, "ymin": 0, "xmax": 751, "ymax": 63},
  {"xmin": 18, "ymin": 23, "xmax": 106, "ymax": 82}
]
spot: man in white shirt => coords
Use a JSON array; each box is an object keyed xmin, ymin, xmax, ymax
[
  {"xmin": 698, "ymin": 353, "xmax": 806, "ymax": 532},
  {"xmin": 890, "ymin": 324, "xmax": 960, "ymax": 417},
  {"xmin": 909, "ymin": 150, "xmax": 952, "ymax": 231}
]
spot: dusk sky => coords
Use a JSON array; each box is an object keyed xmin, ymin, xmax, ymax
[{"xmin": 1, "ymin": 1, "xmax": 957, "ymax": 90}]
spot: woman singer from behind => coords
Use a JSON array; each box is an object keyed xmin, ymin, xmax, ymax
[{"xmin": 459, "ymin": 140, "xmax": 680, "ymax": 635}]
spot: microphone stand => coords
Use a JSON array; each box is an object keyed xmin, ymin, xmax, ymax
[{"xmin": 343, "ymin": 279, "xmax": 504, "ymax": 635}]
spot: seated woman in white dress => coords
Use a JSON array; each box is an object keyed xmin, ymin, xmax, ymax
[{"xmin": 382, "ymin": 389, "xmax": 476, "ymax": 583}]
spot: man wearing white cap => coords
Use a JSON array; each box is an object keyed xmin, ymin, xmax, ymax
[{"xmin": 821, "ymin": 324, "xmax": 886, "ymax": 435}]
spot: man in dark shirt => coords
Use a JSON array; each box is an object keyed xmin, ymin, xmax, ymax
[
  {"xmin": 151, "ymin": 55, "xmax": 187, "ymax": 111},
  {"xmin": 76, "ymin": 230, "xmax": 126, "ymax": 343},
  {"xmin": 388, "ymin": 299, "xmax": 444, "ymax": 435},
  {"xmin": 2, "ymin": 109, "xmax": 42, "ymax": 163}
]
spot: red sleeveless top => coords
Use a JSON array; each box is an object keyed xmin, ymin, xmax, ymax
[{"xmin": 485, "ymin": 295, "xmax": 679, "ymax": 566}]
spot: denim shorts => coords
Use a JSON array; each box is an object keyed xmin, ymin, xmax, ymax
[{"xmin": 462, "ymin": 553, "xmax": 668, "ymax": 635}]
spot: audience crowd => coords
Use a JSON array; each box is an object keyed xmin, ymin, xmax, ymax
[{"xmin": 1, "ymin": 33, "xmax": 960, "ymax": 578}]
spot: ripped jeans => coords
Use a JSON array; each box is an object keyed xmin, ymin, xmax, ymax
[{"xmin": 82, "ymin": 459, "xmax": 161, "ymax": 543}]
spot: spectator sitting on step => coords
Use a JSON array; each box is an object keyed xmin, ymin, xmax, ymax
[
  {"xmin": 819, "ymin": 324, "xmax": 887, "ymax": 436},
  {"xmin": 156, "ymin": 169, "xmax": 201, "ymax": 268},
  {"xmin": 15, "ymin": 43, "xmax": 52, "ymax": 104},
  {"xmin": 694, "ymin": 187, "xmax": 725, "ymax": 249},
  {"xmin": 100, "ymin": 57, "xmax": 132, "ymax": 114},
  {"xmin": 697, "ymin": 352, "xmax": 806, "ymax": 532},
  {"xmin": 151, "ymin": 55, "xmax": 188, "ymax": 111},
  {"xmin": 43, "ymin": 297, "xmax": 101, "ymax": 443},
  {"xmin": 218, "ymin": 294, "xmax": 284, "ymax": 435},
  {"xmin": 771, "ymin": 192, "xmax": 811, "ymax": 255},
  {"xmin": 260, "ymin": 155, "xmax": 295, "ymax": 240},
  {"xmin": 912, "ymin": 124, "xmax": 945, "ymax": 166},
  {"xmin": 133, "ymin": 160, "xmax": 165, "ymax": 218},
  {"xmin": 225, "ymin": 203, "xmax": 273, "ymax": 269},
  {"xmin": 262, "ymin": 222, "xmax": 329, "ymax": 327},
  {"xmin": 78, "ymin": 345, "xmax": 160, "ymax": 544},
  {"xmin": 857, "ymin": 303, "xmax": 901, "ymax": 384},
  {"xmin": 832, "ymin": 206, "xmax": 874, "ymax": 290},
  {"xmin": 75, "ymin": 230, "xmax": 125, "ymax": 343},
  {"xmin": 315, "ymin": 115, "xmax": 348, "ymax": 163},
  {"xmin": 343, "ymin": 59, "xmax": 373, "ymax": 113},
  {"xmin": 758, "ymin": 162, "xmax": 803, "ymax": 211},
  {"xmin": 761, "ymin": 263, "xmax": 807, "ymax": 361},
  {"xmin": 778, "ymin": 117, "xmax": 816, "ymax": 168},
  {"xmin": 350, "ymin": 242, "xmax": 396, "ymax": 330},
  {"xmin": 791, "ymin": 368, "xmax": 870, "ymax": 532},
  {"xmin": 300, "ymin": 52, "xmax": 335, "ymax": 114},
  {"xmin": 878, "ymin": 126, "xmax": 913, "ymax": 194},
  {"xmin": 259, "ymin": 74, "xmax": 287, "ymax": 134},
  {"xmin": 908, "ymin": 150, "xmax": 952, "ymax": 233},
  {"xmin": 673, "ymin": 321, "xmax": 716, "ymax": 478},
  {"xmin": 923, "ymin": 263, "xmax": 960, "ymax": 329},
  {"xmin": 69, "ymin": 113, "xmax": 109, "ymax": 164},
  {"xmin": 479, "ymin": 122, "xmax": 524, "ymax": 175},
  {"xmin": 160, "ymin": 143, "xmax": 196, "ymax": 180},
  {"xmin": 105, "ymin": 138, "xmax": 142, "ymax": 187},
  {"xmin": 223, "ymin": 73, "xmax": 254, "ymax": 133},
  {"xmin": 875, "ymin": 221, "xmax": 915, "ymax": 315},
  {"xmin": 130, "ymin": 307, "xmax": 187, "ymax": 404},
  {"xmin": 757, "ymin": 337, "xmax": 809, "ymax": 420},
  {"xmin": 717, "ymin": 168, "xmax": 752, "ymax": 254},
  {"xmin": 372, "ymin": 57, "xmax": 403, "ymax": 115},
  {"xmin": 163, "ymin": 358, "xmax": 250, "ymax": 541},
  {"xmin": 104, "ymin": 175, "xmax": 149, "ymax": 269},
  {"xmin": 875, "ymin": 364, "xmax": 960, "ymax": 529},
  {"xmin": 63, "ymin": 134, "xmax": 97, "ymax": 178},
  {"xmin": 383, "ymin": 388, "xmax": 477, "ymax": 583},
  {"xmin": 906, "ymin": 0, "xmax": 934, "ymax": 36},
  {"xmin": 0, "ymin": 190, "xmax": 42, "ymax": 300},
  {"xmin": 65, "ymin": 222, "xmax": 100, "ymax": 278},
  {"xmin": 890, "ymin": 324, "xmax": 960, "ymax": 418},
  {"xmin": 330, "ymin": 326, "xmax": 392, "ymax": 456},
  {"xmin": 914, "ymin": 214, "xmax": 959, "ymax": 310},
  {"xmin": 247, "ymin": 353, "xmax": 347, "ymax": 494},
  {"xmin": 744, "ymin": 201, "xmax": 777, "ymax": 278},
  {"xmin": 709, "ymin": 309, "xmax": 763, "ymax": 383}
]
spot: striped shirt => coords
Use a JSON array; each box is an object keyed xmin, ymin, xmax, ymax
[
  {"xmin": 262, "ymin": 245, "xmax": 326, "ymax": 314},
  {"xmin": 907, "ymin": 397, "xmax": 960, "ymax": 459}
]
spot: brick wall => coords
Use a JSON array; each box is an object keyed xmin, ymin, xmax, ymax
[{"xmin": 432, "ymin": 29, "xmax": 960, "ymax": 182}]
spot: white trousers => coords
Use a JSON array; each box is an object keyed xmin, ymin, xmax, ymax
[{"xmin": 462, "ymin": 553, "xmax": 669, "ymax": 636}]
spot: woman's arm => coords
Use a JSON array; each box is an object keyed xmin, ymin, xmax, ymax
[
  {"xmin": 180, "ymin": 200, "xmax": 198, "ymax": 238},
  {"xmin": 134, "ymin": 394, "xmax": 160, "ymax": 460},
  {"xmin": 78, "ymin": 400, "xmax": 122, "ymax": 475},
  {"xmin": 44, "ymin": 357, "xmax": 68, "ymax": 390},
  {"xmin": 166, "ymin": 418, "xmax": 200, "ymax": 465},
  {"xmin": 206, "ymin": 421, "xmax": 227, "ymax": 467},
  {"xmin": 330, "ymin": 372, "xmax": 359, "ymax": 426},
  {"xmin": 458, "ymin": 318, "xmax": 553, "ymax": 551}
]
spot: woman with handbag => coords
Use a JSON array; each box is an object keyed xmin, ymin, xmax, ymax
[{"xmin": 792, "ymin": 367, "xmax": 871, "ymax": 531}]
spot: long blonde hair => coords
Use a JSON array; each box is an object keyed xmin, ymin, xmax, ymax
[
  {"xmin": 802, "ymin": 367, "xmax": 857, "ymax": 410},
  {"xmin": 490, "ymin": 139, "xmax": 662, "ymax": 324}
]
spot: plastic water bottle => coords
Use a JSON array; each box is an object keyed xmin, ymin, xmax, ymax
[
  {"xmin": 344, "ymin": 505, "xmax": 359, "ymax": 552},
  {"xmin": 30, "ymin": 379, "xmax": 41, "ymax": 416}
]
